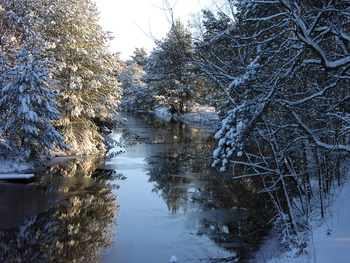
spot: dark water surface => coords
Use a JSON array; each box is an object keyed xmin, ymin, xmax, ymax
[{"xmin": 0, "ymin": 112, "xmax": 273, "ymax": 263}]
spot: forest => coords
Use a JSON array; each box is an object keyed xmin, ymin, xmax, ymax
[{"xmin": 1, "ymin": 0, "xmax": 350, "ymax": 257}]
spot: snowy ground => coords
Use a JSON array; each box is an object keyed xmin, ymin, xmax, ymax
[
  {"xmin": 255, "ymin": 178, "xmax": 350, "ymax": 263},
  {"xmin": 310, "ymin": 182, "xmax": 350, "ymax": 263},
  {"xmin": 0, "ymin": 173, "xmax": 34, "ymax": 179},
  {"xmin": 154, "ymin": 105, "xmax": 220, "ymax": 132},
  {"xmin": 0, "ymin": 158, "xmax": 33, "ymax": 174}
]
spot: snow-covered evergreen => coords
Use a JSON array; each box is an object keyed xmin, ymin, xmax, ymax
[
  {"xmin": 0, "ymin": 49, "xmax": 11, "ymax": 153},
  {"xmin": 0, "ymin": 0, "xmax": 123, "ymax": 157},
  {"xmin": 142, "ymin": 20, "xmax": 195, "ymax": 114},
  {"xmin": 119, "ymin": 49, "xmax": 150, "ymax": 111},
  {"xmin": 0, "ymin": 45, "xmax": 68, "ymax": 162},
  {"xmin": 42, "ymin": 0, "xmax": 123, "ymax": 155}
]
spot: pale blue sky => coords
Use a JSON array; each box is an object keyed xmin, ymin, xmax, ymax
[{"xmin": 94, "ymin": 0, "xmax": 214, "ymax": 59}]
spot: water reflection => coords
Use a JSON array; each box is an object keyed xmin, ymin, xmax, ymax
[
  {"xmin": 0, "ymin": 113, "xmax": 275, "ymax": 262},
  {"xmin": 143, "ymin": 118, "xmax": 274, "ymax": 262},
  {"xmin": 0, "ymin": 157, "xmax": 121, "ymax": 263},
  {"xmin": 146, "ymin": 122, "xmax": 212, "ymax": 213}
]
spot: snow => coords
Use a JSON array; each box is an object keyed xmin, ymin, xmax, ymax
[
  {"xmin": 170, "ymin": 255, "xmax": 178, "ymax": 263},
  {"xmin": 154, "ymin": 105, "xmax": 220, "ymax": 132},
  {"xmin": 310, "ymin": 182, "xmax": 350, "ymax": 263},
  {"xmin": 154, "ymin": 107, "xmax": 172, "ymax": 120},
  {"xmin": 258, "ymin": 178, "xmax": 350, "ymax": 263},
  {"xmin": 0, "ymin": 158, "xmax": 33, "ymax": 173},
  {"xmin": 0, "ymin": 173, "xmax": 34, "ymax": 179}
]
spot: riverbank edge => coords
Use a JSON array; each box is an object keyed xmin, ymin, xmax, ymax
[
  {"xmin": 153, "ymin": 105, "xmax": 220, "ymax": 133},
  {"xmin": 253, "ymin": 167, "xmax": 350, "ymax": 263},
  {"xmin": 151, "ymin": 108, "xmax": 350, "ymax": 262},
  {"xmin": 0, "ymin": 155, "xmax": 102, "ymax": 175}
]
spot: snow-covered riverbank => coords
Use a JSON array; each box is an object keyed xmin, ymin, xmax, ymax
[
  {"xmin": 0, "ymin": 156, "xmax": 77, "ymax": 175},
  {"xmin": 0, "ymin": 158, "xmax": 33, "ymax": 174},
  {"xmin": 154, "ymin": 105, "xmax": 220, "ymax": 133},
  {"xmin": 155, "ymin": 105, "xmax": 350, "ymax": 263},
  {"xmin": 254, "ymin": 177, "xmax": 350, "ymax": 263}
]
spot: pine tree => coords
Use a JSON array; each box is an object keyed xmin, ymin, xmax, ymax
[
  {"xmin": 0, "ymin": 51, "xmax": 10, "ymax": 153},
  {"xmin": 120, "ymin": 48, "xmax": 152, "ymax": 111},
  {"xmin": 143, "ymin": 20, "xmax": 194, "ymax": 114},
  {"xmin": 1, "ymin": 0, "xmax": 123, "ymax": 156},
  {"xmin": 43, "ymin": 0, "xmax": 122, "ymax": 155},
  {"xmin": 0, "ymin": 45, "xmax": 68, "ymax": 162},
  {"xmin": 131, "ymin": 47, "xmax": 148, "ymax": 68}
]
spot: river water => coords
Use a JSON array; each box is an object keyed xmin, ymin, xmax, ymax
[{"xmin": 0, "ymin": 112, "xmax": 273, "ymax": 263}]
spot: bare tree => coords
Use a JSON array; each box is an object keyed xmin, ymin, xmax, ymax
[{"xmin": 190, "ymin": 0, "xmax": 350, "ymax": 252}]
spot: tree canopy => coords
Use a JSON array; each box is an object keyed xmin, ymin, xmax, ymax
[{"xmin": 0, "ymin": 0, "xmax": 123, "ymax": 161}]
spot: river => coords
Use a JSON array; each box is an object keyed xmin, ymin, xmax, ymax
[{"xmin": 0, "ymin": 112, "xmax": 273, "ymax": 263}]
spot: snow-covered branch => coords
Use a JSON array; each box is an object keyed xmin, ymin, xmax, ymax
[
  {"xmin": 292, "ymin": 110, "xmax": 350, "ymax": 152},
  {"xmin": 283, "ymin": 81, "xmax": 338, "ymax": 106},
  {"xmin": 281, "ymin": 0, "xmax": 350, "ymax": 70}
]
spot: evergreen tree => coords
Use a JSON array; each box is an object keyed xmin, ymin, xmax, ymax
[
  {"xmin": 1, "ymin": 0, "xmax": 123, "ymax": 155},
  {"xmin": 143, "ymin": 20, "xmax": 194, "ymax": 114},
  {"xmin": 0, "ymin": 51, "xmax": 10, "ymax": 153},
  {"xmin": 131, "ymin": 47, "xmax": 148, "ymax": 68},
  {"xmin": 190, "ymin": 9, "xmax": 234, "ymax": 111},
  {"xmin": 0, "ymin": 45, "xmax": 68, "ymax": 162},
  {"xmin": 120, "ymin": 48, "xmax": 149, "ymax": 111},
  {"xmin": 41, "ymin": 0, "xmax": 122, "ymax": 155}
]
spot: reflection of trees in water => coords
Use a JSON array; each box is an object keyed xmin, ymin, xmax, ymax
[
  {"xmin": 147, "ymin": 120, "xmax": 214, "ymax": 213},
  {"xmin": 146, "ymin": 122, "xmax": 274, "ymax": 262},
  {"xmin": 193, "ymin": 173, "xmax": 274, "ymax": 262},
  {"xmin": 148, "ymin": 147, "xmax": 192, "ymax": 213},
  {"xmin": 0, "ymin": 157, "xmax": 122, "ymax": 263},
  {"xmin": 43, "ymin": 156, "xmax": 106, "ymax": 177}
]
